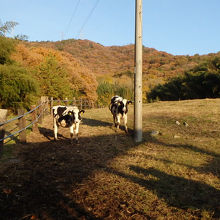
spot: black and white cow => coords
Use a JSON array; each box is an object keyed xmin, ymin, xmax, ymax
[
  {"xmin": 52, "ymin": 105, "xmax": 85, "ymax": 143},
  {"xmin": 109, "ymin": 95, "xmax": 132, "ymax": 132}
]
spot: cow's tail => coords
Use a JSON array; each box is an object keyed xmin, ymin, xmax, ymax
[{"xmin": 109, "ymin": 103, "xmax": 112, "ymax": 111}]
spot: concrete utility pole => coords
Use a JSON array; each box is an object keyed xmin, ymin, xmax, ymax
[{"xmin": 134, "ymin": 0, "xmax": 143, "ymax": 142}]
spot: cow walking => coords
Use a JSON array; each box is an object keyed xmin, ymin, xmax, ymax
[
  {"xmin": 109, "ymin": 95, "xmax": 132, "ymax": 133},
  {"xmin": 52, "ymin": 105, "xmax": 85, "ymax": 143}
]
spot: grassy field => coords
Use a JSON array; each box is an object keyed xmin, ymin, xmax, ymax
[{"xmin": 0, "ymin": 98, "xmax": 220, "ymax": 219}]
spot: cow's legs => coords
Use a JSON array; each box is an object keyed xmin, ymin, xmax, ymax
[
  {"xmin": 123, "ymin": 114, "xmax": 128, "ymax": 133},
  {"xmin": 113, "ymin": 115, "xmax": 117, "ymax": 127},
  {"xmin": 69, "ymin": 123, "xmax": 80, "ymax": 144},
  {"xmin": 75, "ymin": 122, "xmax": 80, "ymax": 144},
  {"xmin": 70, "ymin": 125, "xmax": 74, "ymax": 143},
  {"xmin": 54, "ymin": 118, "xmax": 58, "ymax": 140},
  {"xmin": 116, "ymin": 115, "xmax": 120, "ymax": 130}
]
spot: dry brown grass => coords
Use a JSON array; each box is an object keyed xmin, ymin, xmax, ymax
[{"xmin": 0, "ymin": 99, "xmax": 220, "ymax": 219}]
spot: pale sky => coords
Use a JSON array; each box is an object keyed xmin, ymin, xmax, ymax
[{"xmin": 1, "ymin": 0, "xmax": 220, "ymax": 55}]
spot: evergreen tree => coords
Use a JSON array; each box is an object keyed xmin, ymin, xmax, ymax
[
  {"xmin": 0, "ymin": 64, "xmax": 38, "ymax": 109},
  {"xmin": 147, "ymin": 56, "xmax": 220, "ymax": 102},
  {"xmin": 0, "ymin": 36, "xmax": 16, "ymax": 64}
]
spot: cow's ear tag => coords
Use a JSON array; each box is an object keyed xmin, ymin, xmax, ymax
[
  {"xmin": 79, "ymin": 110, "xmax": 85, "ymax": 114},
  {"xmin": 68, "ymin": 112, "xmax": 72, "ymax": 115}
]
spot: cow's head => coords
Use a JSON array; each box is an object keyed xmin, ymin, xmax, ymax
[
  {"xmin": 71, "ymin": 109, "xmax": 85, "ymax": 124},
  {"xmin": 119, "ymin": 99, "xmax": 132, "ymax": 113},
  {"xmin": 57, "ymin": 113, "xmax": 74, "ymax": 127}
]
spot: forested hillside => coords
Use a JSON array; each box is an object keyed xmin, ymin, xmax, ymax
[
  {"xmin": 0, "ymin": 37, "xmax": 98, "ymax": 110},
  {"xmin": 28, "ymin": 39, "xmax": 220, "ymax": 99},
  {"xmin": 12, "ymin": 43, "xmax": 98, "ymax": 101},
  {"xmin": 1, "ymin": 34, "xmax": 220, "ymax": 109}
]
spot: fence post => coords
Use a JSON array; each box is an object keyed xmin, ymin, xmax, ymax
[
  {"xmin": 85, "ymin": 100, "xmax": 88, "ymax": 109},
  {"xmin": 80, "ymin": 98, "xmax": 83, "ymax": 109},
  {"xmin": 0, "ymin": 109, "xmax": 8, "ymax": 157},
  {"xmin": 18, "ymin": 108, "xmax": 26, "ymax": 143},
  {"xmin": 44, "ymin": 96, "xmax": 49, "ymax": 114},
  {"xmin": 91, "ymin": 101, "xmax": 94, "ymax": 109},
  {"xmin": 50, "ymin": 97, "xmax": 53, "ymax": 114},
  {"xmin": 38, "ymin": 97, "xmax": 45, "ymax": 124},
  {"xmin": 38, "ymin": 100, "xmax": 43, "ymax": 124},
  {"xmin": 31, "ymin": 105, "xmax": 39, "ymax": 133},
  {"xmin": 73, "ymin": 97, "xmax": 76, "ymax": 106},
  {"xmin": 41, "ymin": 96, "xmax": 48, "ymax": 119}
]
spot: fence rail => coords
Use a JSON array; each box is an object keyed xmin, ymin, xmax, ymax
[
  {"xmin": 0, "ymin": 104, "xmax": 41, "ymax": 127},
  {"xmin": 0, "ymin": 104, "xmax": 47, "ymax": 142},
  {"xmin": 0, "ymin": 97, "xmax": 103, "ymax": 157},
  {"xmin": 0, "ymin": 96, "xmax": 49, "ymax": 156},
  {"xmin": 51, "ymin": 98, "xmax": 105, "ymax": 110}
]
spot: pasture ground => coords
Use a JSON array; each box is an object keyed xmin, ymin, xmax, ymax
[{"xmin": 0, "ymin": 99, "xmax": 220, "ymax": 219}]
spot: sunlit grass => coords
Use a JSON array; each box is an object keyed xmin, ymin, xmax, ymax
[{"xmin": 72, "ymin": 99, "xmax": 220, "ymax": 219}]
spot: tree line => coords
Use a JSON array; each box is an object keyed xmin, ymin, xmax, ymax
[
  {"xmin": 0, "ymin": 34, "xmax": 134, "ymax": 111},
  {"xmin": 147, "ymin": 56, "xmax": 220, "ymax": 101},
  {"xmin": 0, "ymin": 36, "xmax": 77, "ymax": 110},
  {"xmin": 0, "ymin": 21, "xmax": 98, "ymax": 110}
]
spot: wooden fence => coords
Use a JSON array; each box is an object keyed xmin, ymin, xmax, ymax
[
  {"xmin": 0, "ymin": 97, "xmax": 103, "ymax": 157},
  {"xmin": 0, "ymin": 96, "xmax": 49, "ymax": 157},
  {"xmin": 50, "ymin": 97, "xmax": 104, "ymax": 111}
]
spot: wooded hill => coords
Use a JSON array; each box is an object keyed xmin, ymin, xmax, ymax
[
  {"xmin": 0, "ymin": 37, "xmax": 98, "ymax": 110},
  {"xmin": 12, "ymin": 43, "xmax": 98, "ymax": 101},
  {"xmin": 1, "ymin": 36, "xmax": 220, "ymax": 109},
  {"xmin": 28, "ymin": 39, "xmax": 220, "ymax": 96}
]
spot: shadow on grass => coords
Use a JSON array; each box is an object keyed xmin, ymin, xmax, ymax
[
  {"xmin": 0, "ymin": 128, "xmax": 135, "ymax": 219},
  {"xmin": 38, "ymin": 127, "xmax": 71, "ymax": 141},
  {"xmin": 107, "ymin": 166, "xmax": 220, "ymax": 218},
  {"xmin": 82, "ymin": 117, "xmax": 112, "ymax": 127},
  {"xmin": 143, "ymin": 131, "xmax": 220, "ymax": 178},
  {"xmin": 0, "ymin": 124, "xmax": 219, "ymax": 219},
  {"xmin": 82, "ymin": 117, "xmax": 132, "ymax": 133},
  {"xmin": 143, "ymin": 131, "xmax": 220, "ymax": 157}
]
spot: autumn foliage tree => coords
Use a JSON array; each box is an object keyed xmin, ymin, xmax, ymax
[
  {"xmin": 11, "ymin": 43, "xmax": 98, "ymax": 101},
  {"xmin": 35, "ymin": 55, "xmax": 72, "ymax": 99}
]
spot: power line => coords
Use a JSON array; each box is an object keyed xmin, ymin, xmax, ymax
[
  {"xmin": 64, "ymin": 0, "xmax": 81, "ymax": 39},
  {"xmin": 77, "ymin": 0, "xmax": 100, "ymax": 39}
]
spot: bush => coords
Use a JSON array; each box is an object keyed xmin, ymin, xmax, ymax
[
  {"xmin": 97, "ymin": 81, "xmax": 133, "ymax": 106},
  {"xmin": 0, "ymin": 64, "xmax": 38, "ymax": 109},
  {"xmin": 0, "ymin": 36, "xmax": 16, "ymax": 64}
]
